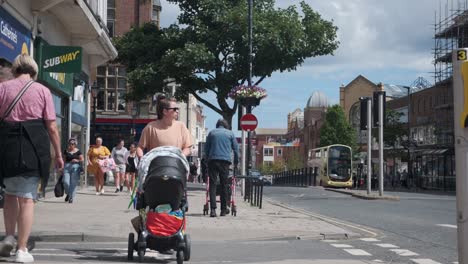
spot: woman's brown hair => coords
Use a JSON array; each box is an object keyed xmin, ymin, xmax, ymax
[{"xmin": 156, "ymin": 94, "xmax": 176, "ymax": 119}]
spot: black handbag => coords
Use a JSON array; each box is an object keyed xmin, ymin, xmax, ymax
[{"xmin": 54, "ymin": 175, "xmax": 64, "ymax": 198}]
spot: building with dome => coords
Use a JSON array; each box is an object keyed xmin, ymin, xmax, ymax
[{"xmin": 303, "ymin": 91, "xmax": 329, "ymax": 159}]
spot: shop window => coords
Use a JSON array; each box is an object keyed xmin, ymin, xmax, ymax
[
  {"xmin": 108, "ymin": 66, "xmax": 116, "ymax": 76},
  {"xmin": 97, "ymin": 66, "xmax": 106, "ymax": 75},
  {"xmin": 118, "ymin": 91, "xmax": 126, "ymax": 111},
  {"xmin": 118, "ymin": 67, "xmax": 127, "ymax": 77},
  {"xmin": 118, "ymin": 78, "xmax": 127, "ymax": 89},
  {"xmin": 108, "ymin": 77, "xmax": 116, "ymax": 88},
  {"xmin": 107, "ymin": 91, "xmax": 116, "ymax": 110},
  {"xmin": 97, "ymin": 77, "xmax": 105, "ymax": 88}
]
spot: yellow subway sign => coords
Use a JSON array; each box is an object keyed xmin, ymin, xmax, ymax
[{"xmin": 41, "ymin": 46, "xmax": 82, "ymax": 73}]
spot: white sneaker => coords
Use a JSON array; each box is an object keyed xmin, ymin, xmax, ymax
[
  {"xmin": 96, "ymin": 192, "xmax": 100, "ymax": 196},
  {"xmin": 0, "ymin": 235, "xmax": 16, "ymax": 257},
  {"xmin": 100, "ymin": 188, "xmax": 105, "ymax": 194},
  {"xmin": 15, "ymin": 248, "xmax": 34, "ymax": 263}
]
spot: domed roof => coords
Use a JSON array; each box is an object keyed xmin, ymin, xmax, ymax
[{"xmin": 306, "ymin": 91, "xmax": 329, "ymax": 108}]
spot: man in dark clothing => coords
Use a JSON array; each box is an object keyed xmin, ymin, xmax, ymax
[
  {"xmin": 204, "ymin": 119, "xmax": 239, "ymax": 217},
  {"xmin": 200, "ymin": 158, "xmax": 207, "ymax": 184}
]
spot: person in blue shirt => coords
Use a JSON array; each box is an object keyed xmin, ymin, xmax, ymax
[{"xmin": 204, "ymin": 118, "xmax": 239, "ymax": 217}]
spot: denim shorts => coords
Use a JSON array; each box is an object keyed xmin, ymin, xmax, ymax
[
  {"xmin": 115, "ymin": 164, "xmax": 126, "ymax": 173},
  {"xmin": 4, "ymin": 176, "xmax": 40, "ymax": 199}
]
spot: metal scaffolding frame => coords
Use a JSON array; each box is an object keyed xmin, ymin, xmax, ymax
[{"xmin": 433, "ymin": 0, "xmax": 468, "ymax": 84}]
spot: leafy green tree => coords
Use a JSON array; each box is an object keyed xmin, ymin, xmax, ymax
[
  {"xmin": 271, "ymin": 159, "xmax": 286, "ymax": 173},
  {"xmin": 319, "ymin": 105, "xmax": 357, "ymax": 150},
  {"xmin": 286, "ymin": 150, "xmax": 303, "ymax": 170},
  {"xmin": 383, "ymin": 109, "xmax": 407, "ymax": 147},
  {"xmin": 259, "ymin": 162, "xmax": 273, "ymax": 175},
  {"xmin": 114, "ymin": 0, "xmax": 339, "ymax": 126}
]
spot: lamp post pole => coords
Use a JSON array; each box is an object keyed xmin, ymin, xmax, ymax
[
  {"xmin": 403, "ymin": 86, "xmax": 412, "ymax": 187},
  {"xmin": 246, "ymin": 0, "xmax": 253, "ymax": 174}
]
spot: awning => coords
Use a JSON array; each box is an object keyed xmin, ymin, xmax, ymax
[
  {"xmin": 416, "ymin": 149, "xmax": 449, "ymax": 155},
  {"xmin": 32, "ymin": 0, "xmax": 117, "ymax": 65}
]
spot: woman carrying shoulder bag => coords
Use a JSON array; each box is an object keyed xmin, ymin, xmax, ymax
[{"xmin": 0, "ymin": 54, "xmax": 63, "ymax": 263}]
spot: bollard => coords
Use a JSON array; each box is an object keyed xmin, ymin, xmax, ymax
[
  {"xmin": 259, "ymin": 182, "xmax": 263, "ymax": 209},
  {"xmin": 313, "ymin": 167, "xmax": 318, "ymax": 186}
]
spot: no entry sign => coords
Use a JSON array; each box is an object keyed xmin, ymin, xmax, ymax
[{"xmin": 240, "ymin": 113, "xmax": 258, "ymax": 131}]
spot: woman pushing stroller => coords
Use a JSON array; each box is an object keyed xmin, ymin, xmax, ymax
[{"xmin": 128, "ymin": 95, "xmax": 192, "ymax": 263}]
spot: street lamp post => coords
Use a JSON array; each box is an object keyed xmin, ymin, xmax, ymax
[
  {"xmin": 402, "ymin": 86, "xmax": 412, "ymax": 187},
  {"xmin": 131, "ymin": 104, "xmax": 139, "ymax": 143},
  {"xmin": 90, "ymin": 82, "xmax": 100, "ymax": 141}
]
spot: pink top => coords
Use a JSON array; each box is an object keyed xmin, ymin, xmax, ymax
[{"xmin": 0, "ymin": 77, "xmax": 56, "ymax": 122}]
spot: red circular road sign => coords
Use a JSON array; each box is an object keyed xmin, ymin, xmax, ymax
[{"xmin": 240, "ymin": 113, "xmax": 258, "ymax": 131}]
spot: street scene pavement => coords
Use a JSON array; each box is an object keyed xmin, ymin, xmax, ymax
[
  {"xmin": 263, "ymin": 186, "xmax": 458, "ymax": 264},
  {"xmin": 0, "ymin": 182, "xmax": 409, "ymax": 264}
]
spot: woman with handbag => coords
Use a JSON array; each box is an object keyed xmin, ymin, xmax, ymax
[
  {"xmin": 87, "ymin": 137, "xmax": 110, "ymax": 195},
  {"xmin": 0, "ymin": 54, "xmax": 63, "ymax": 263},
  {"xmin": 62, "ymin": 138, "xmax": 83, "ymax": 203}
]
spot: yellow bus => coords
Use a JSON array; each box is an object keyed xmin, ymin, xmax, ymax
[{"xmin": 307, "ymin": 144, "xmax": 353, "ymax": 188}]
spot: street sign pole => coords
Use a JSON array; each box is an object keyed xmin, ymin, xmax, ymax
[
  {"xmin": 367, "ymin": 98, "xmax": 372, "ymax": 195},
  {"xmin": 241, "ymin": 106, "xmax": 246, "ymax": 195},
  {"xmin": 453, "ymin": 48, "xmax": 468, "ymax": 264},
  {"xmin": 247, "ymin": 0, "xmax": 253, "ymax": 176},
  {"xmin": 378, "ymin": 92, "xmax": 384, "ymax": 196}
]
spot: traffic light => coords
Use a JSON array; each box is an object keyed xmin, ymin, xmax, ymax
[
  {"xmin": 373, "ymin": 91, "xmax": 386, "ymax": 127},
  {"xmin": 360, "ymin": 97, "xmax": 369, "ymax": 130}
]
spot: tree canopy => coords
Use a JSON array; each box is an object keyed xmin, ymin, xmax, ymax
[
  {"xmin": 114, "ymin": 0, "xmax": 339, "ymax": 126},
  {"xmin": 319, "ymin": 105, "xmax": 356, "ymax": 150}
]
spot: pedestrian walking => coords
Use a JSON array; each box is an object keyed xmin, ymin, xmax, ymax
[
  {"xmin": 137, "ymin": 94, "xmax": 192, "ymax": 158},
  {"xmin": 62, "ymin": 138, "xmax": 83, "ymax": 203},
  {"xmin": 189, "ymin": 162, "xmax": 198, "ymax": 183},
  {"xmin": 87, "ymin": 137, "xmax": 111, "ymax": 195},
  {"xmin": 112, "ymin": 139, "xmax": 128, "ymax": 193},
  {"xmin": 0, "ymin": 54, "xmax": 64, "ymax": 262},
  {"xmin": 204, "ymin": 118, "xmax": 239, "ymax": 217},
  {"xmin": 125, "ymin": 143, "xmax": 139, "ymax": 193}
]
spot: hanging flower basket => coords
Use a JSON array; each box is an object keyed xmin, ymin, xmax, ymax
[{"xmin": 228, "ymin": 85, "xmax": 267, "ymax": 107}]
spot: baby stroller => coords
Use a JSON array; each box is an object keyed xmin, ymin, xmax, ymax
[
  {"xmin": 128, "ymin": 147, "xmax": 191, "ymax": 264},
  {"xmin": 202, "ymin": 168, "xmax": 237, "ymax": 216}
]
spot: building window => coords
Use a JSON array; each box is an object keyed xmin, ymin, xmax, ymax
[
  {"xmin": 96, "ymin": 65, "xmax": 128, "ymax": 112},
  {"xmin": 277, "ymin": 149, "xmax": 282, "ymax": 156},
  {"xmin": 107, "ymin": 0, "xmax": 116, "ymax": 38},
  {"xmin": 152, "ymin": 0, "xmax": 161, "ymax": 25},
  {"xmin": 264, "ymin": 148, "xmax": 273, "ymax": 156}
]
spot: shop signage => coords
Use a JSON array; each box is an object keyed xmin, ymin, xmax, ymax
[
  {"xmin": 41, "ymin": 46, "xmax": 82, "ymax": 73},
  {"xmin": 0, "ymin": 7, "xmax": 31, "ymax": 62}
]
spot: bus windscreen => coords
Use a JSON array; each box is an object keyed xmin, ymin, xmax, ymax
[{"xmin": 328, "ymin": 146, "xmax": 351, "ymax": 181}]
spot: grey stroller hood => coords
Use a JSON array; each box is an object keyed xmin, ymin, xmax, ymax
[{"xmin": 137, "ymin": 146, "xmax": 189, "ymax": 192}]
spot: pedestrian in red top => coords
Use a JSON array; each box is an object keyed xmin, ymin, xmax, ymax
[{"xmin": 0, "ymin": 54, "xmax": 63, "ymax": 263}]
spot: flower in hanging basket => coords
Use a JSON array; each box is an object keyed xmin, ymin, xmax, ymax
[{"xmin": 228, "ymin": 85, "xmax": 267, "ymax": 101}]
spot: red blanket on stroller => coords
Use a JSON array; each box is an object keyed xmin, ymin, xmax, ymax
[{"xmin": 146, "ymin": 210, "xmax": 185, "ymax": 237}]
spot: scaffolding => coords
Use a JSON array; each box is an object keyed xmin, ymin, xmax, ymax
[{"xmin": 434, "ymin": 0, "xmax": 468, "ymax": 84}]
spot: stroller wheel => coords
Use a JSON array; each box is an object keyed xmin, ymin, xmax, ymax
[
  {"xmin": 127, "ymin": 233, "xmax": 134, "ymax": 261},
  {"xmin": 232, "ymin": 205, "xmax": 237, "ymax": 216},
  {"xmin": 176, "ymin": 250, "xmax": 184, "ymax": 264},
  {"xmin": 203, "ymin": 204, "xmax": 209, "ymax": 215},
  {"xmin": 137, "ymin": 248, "xmax": 145, "ymax": 263},
  {"xmin": 183, "ymin": 234, "xmax": 191, "ymax": 261}
]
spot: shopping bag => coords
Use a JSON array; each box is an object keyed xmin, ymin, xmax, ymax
[
  {"xmin": 54, "ymin": 175, "xmax": 64, "ymax": 197},
  {"xmin": 98, "ymin": 158, "xmax": 116, "ymax": 174}
]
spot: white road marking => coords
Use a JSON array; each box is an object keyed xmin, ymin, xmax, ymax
[
  {"xmin": 453, "ymin": 262, "xmax": 459, "ymax": 264},
  {"xmin": 321, "ymin": 240, "xmax": 339, "ymax": 243},
  {"xmin": 330, "ymin": 244, "xmax": 353, "ymax": 248},
  {"xmin": 343, "ymin": 249, "xmax": 372, "ymax": 256},
  {"xmin": 390, "ymin": 249, "xmax": 419, "ymax": 256},
  {"xmin": 373, "ymin": 260, "xmax": 384, "ymax": 263},
  {"xmin": 410, "ymin": 259, "xmax": 442, "ymax": 264},
  {"xmin": 375, "ymin": 243, "xmax": 399, "ymax": 248},
  {"xmin": 32, "ymin": 253, "xmax": 82, "ymax": 257},
  {"xmin": 360, "ymin": 238, "xmax": 380, "ymax": 242},
  {"xmin": 436, "ymin": 224, "xmax": 457, "ymax": 229}
]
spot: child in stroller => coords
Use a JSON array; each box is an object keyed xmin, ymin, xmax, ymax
[{"xmin": 128, "ymin": 146, "xmax": 191, "ymax": 264}]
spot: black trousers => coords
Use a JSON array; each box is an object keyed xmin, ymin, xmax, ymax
[{"xmin": 208, "ymin": 160, "xmax": 230, "ymax": 210}]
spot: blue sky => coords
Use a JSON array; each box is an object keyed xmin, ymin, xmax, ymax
[{"xmin": 159, "ymin": 0, "xmax": 445, "ymax": 131}]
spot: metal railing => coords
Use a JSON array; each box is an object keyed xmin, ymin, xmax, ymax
[
  {"xmin": 238, "ymin": 176, "xmax": 264, "ymax": 209},
  {"xmin": 272, "ymin": 167, "xmax": 319, "ymax": 187}
]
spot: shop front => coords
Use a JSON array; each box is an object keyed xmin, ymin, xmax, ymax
[
  {"xmin": 0, "ymin": 7, "xmax": 31, "ymax": 64},
  {"xmin": 95, "ymin": 118, "xmax": 150, "ymax": 149}
]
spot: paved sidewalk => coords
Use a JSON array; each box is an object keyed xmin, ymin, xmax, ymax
[{"xmin": 0, "ymin": 183, "xmax": 387, "ymax": 263}]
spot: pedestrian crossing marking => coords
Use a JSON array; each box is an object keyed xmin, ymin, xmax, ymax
[
  {"xmin": 410, "ymin": 259, "xmax": 442, "ymax": 264},
  {"xmin": 373, "ymin": 260, "xmax": 384, "ymax": 263},
  {"xmin": 330, "ymin": 244, "xmax": 353, "ymax": 248},
  {"xmin": 375, "ymin": 243, "xmax": 399, "ymax": 248},
  {"xmin": 321, "ymin": 240, "xmax": 339, "ymax": 243},
  {"xmin": 390, "ymin": 249, "xmax": 419, "ymax": 256},
  {"xmin": 360, "ymin": 238, "xmax": 380, "ymax": 242},
  {"xmin": 343, "ymin": 249, "xmax": 372, "ymax": 256}
]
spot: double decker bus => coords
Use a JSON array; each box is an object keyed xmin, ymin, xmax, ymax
[{"xmin": 307, "ymin": 144, "xmax": 353, "ymax": 188}]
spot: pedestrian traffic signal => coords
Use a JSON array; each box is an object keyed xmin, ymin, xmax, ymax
[{"xmin": 360, "ymin": 97, "xmax": 369, "ymax": 130}]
